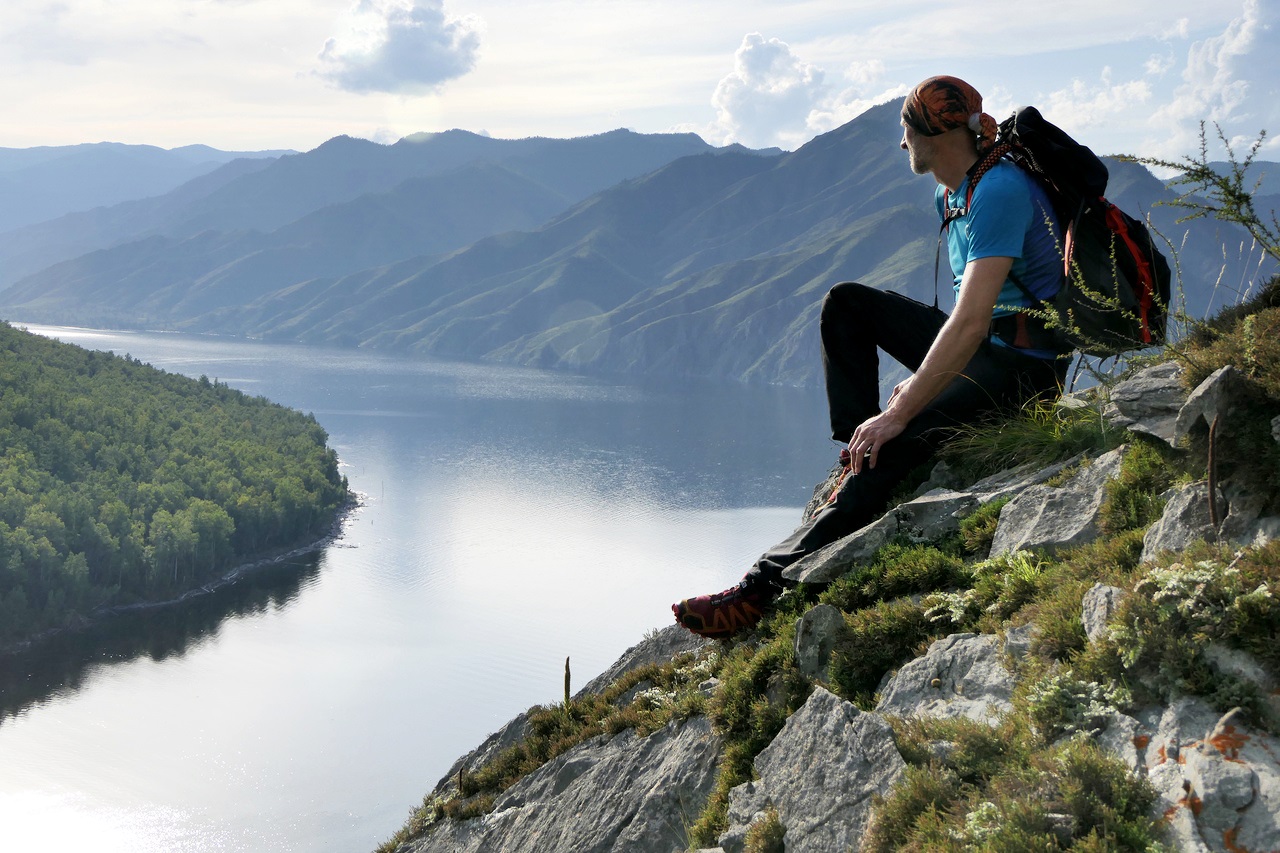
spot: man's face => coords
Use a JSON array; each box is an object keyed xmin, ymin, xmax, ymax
[{"xmin": 900, "ymin": 121, "xmax": 933, "ymax": 175}]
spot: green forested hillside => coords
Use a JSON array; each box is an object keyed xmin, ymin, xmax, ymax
[{"xmin": 0, "ymin": 322, "xmax": 349, "ymax": 645}]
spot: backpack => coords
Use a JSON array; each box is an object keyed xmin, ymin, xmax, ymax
[{"xmin": 956, "ymin": 106, "xmax": 1172, "ymax": 357}]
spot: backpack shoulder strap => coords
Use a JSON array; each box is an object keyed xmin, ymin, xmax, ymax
[{"xmin": 934, "ymin": 142, "xmax": 1018, "ymax": 308}]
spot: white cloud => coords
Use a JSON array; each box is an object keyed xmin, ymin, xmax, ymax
[
  {"xmin": 317, "ymin": 0, "xmax": 481, "ymax": 95},
  {"xmin": 805, "ymin": 61, "xmax": 905, "ymax": 138},
  {"xmin": 1162, "ymin": 18, "xmax": 1192, "ymax": 40},
  {"xmin": 1144, "ymin": 53, "xmax": 1175, "ymax": 76},
  {"xmin": 708, "ymin": 33, "xmax": 827, "ymax": 148},
  {"xmin": 1149, "ymin": 0, "xmax": 1279, "ymax": 157},
  {"xmin": 843, "ymin": 58, "xmax": 885, "ymax": 89},
  {"xmin": 1042, "ymin": 69, "xmax": 1153, "ymax": 138}
]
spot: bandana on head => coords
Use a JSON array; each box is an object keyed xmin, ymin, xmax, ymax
[{"xmin": 902, "ymin": 75, "xmax": 998, "ymax": 147}]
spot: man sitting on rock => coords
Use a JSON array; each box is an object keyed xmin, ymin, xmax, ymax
[{"xmin": 674, "ymin": 75, "xmax": 1070, "ymax": 639}]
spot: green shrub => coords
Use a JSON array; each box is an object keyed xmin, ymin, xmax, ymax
[
  {"xmin": 1026, "ymin": 672, "xmax": 1131, "ymax": 741},
  {"xmin": 1074, "ymin": 544, "xmax": 1280, "ymax": 727},
  {"xmin": 820, "ymin": 543, "xmax": 969, "ymax": 613},
  {"xmin": 828, "ymin": 599, "xmax": 934, "ymax": 708},
  {"xmin": 860, "ymin": 765, "xmax": 961, "ymax": 853},
  {"xmin": 957, "ymin": 497, "xmax": 1009, "ymax": 556},
  {"xmin": 1098, "ymin": 439, "xmax": 1181, "ymax": 537}
]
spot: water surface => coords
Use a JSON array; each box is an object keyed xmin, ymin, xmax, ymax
[{"xmin": 0, "ymin": 326, "xmax": 832, "ymax": 852}]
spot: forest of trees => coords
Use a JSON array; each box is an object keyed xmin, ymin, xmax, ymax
[{"xmin": 0, "ymin": 322, "xmax": 350, "ymax": 645}]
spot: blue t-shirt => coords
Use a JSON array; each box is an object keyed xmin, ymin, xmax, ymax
[{"xmin": 936, "ymin": 159, "xmax": 1062, "ymax": 356}]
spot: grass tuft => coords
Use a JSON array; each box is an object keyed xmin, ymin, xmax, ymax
[
  {"xmin": 743, "ymin": 805, "xmax": 786, "ymax": 853},
  {"xmin": 940, "ymin": 396, "xmax": 1119, "ymax": 485}
]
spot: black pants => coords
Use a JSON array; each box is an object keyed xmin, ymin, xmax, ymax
[{"xmin": 749, "ymin": 282, "xmax": 1067, "ymax": 582}]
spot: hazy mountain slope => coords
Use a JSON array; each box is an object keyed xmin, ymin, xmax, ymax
[
  {"xmin": 1, "ymin": 162, "xmax": 576, "ymax": 323},
  {"xmin": 0, "ymin": 142, "xmax": 287, "ymax": 233},
  {"xmin": 225, "ymin": 150, "xmax": 784, "ymax": 350},
  {"xmin": 161, "ymin": 129, "xmax": 721, "ymax": 238},
  {"xmin": 212, "ymin": 100, "xmax": 938, "ymax": 385},
  {"xmin": 0, "ymin": 129, "xmax": 724, "ymax": 293},
  {"xmin": 3, "ymin": 103, "xmax": 1274, "ymax": 390},
  {"xmin": 0, "ymin": 157, "xmax": 280, "ymax": 289}
]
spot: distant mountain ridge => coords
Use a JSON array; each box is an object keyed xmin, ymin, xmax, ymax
[
  {"xmin": 0, "ymin": 128, "xmax": 731, "ymax": 289},
  {"xmin": 2, "ymin": 105, "xmax": 1276, "ymax": 389},
  {"xmin": 0, "ymin": 141, "xmax": 291, "ymax": 234}
]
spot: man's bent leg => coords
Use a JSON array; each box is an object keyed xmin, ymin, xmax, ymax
[
  {"xmin": 753, "ymin": 340, "xmax": 1066, "ymax": 581},
  {"xmin": 822, "ymin": 282, "xmax": 948, "ymax": 443},
  {"xmin": 675, "ymin": 338, "xmax": 1065, "ymax": 639}
]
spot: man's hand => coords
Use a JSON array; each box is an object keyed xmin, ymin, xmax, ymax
[
  {"xmin": 845, "ymin": 255, "xmax": 1012, "ymax": 476},
  {"xmin": 848, "ymin": 408, "xmax": 908, "ymax": 475}
]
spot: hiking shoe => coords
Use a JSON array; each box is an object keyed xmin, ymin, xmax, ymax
[{"xmin": 672, "ymin": 575, "xmax": 781, "ymax": 639}]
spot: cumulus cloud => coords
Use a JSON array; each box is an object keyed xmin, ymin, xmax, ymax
[
  {"xmin": 1042, "ymin": 68, "xmax": 1153, "ymax": 136},
  {"xmin": 807, "ymin": 60, "xmax": 907, "ymax": 138},
  {"xmin": 317, "ymin": 0, "xmax": 481, "ymax": 95},
  {"xmin": 708, "ymin": 33, "xmax": 826, "ymax": 149},
  {"xmin": 1144, "ymin": 53, "xmax": 1175, "ymax": 77},
  {"xmin": 1152, "ymin": 0, "xmax": 1279, "ymax": 155},
  {"xmin": 706, "ymin": 36, "xmax": 908, "ymax": 150}
]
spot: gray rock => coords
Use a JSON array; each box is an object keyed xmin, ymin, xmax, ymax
[
  {"xmin": 1141, "ymin": 481, "xmax": 1219, "ymax": 563},
  {"xmin": 783, "ymin": 510, "xmax": 898, "ymax": 584},
  {"xmin": 1244, "ymin": 516, "xmax": 1280, "ymax": 549},
  {"xmin": 1203, "ymin": 645, "xmax": 1280, "ymax": 721},
  {"xmin": 1175, "ymin": 365, "xmax": 1243, "ymax": 443},
  {"xmin": 793, "ymin": 604, "xmax": 845, "ymax": 681},
  {"xmin": 785, "ymin": 488, "xmax": 979, "ymax": 584},
  {"xmin": 1131, "ymin": 697, "xmax": 1280, "ymax": 853},
  {"xmin": 967, "ymin": 454, "xmax": 1087, "ymax": 504},
  {"xmin": 785, "ymin": 455, "xmax": 1086, "ymax": 585},
  {"xmin": 576, "ymin": 624, "xmax": 710, "ymax": 699},
  {"xmin": 1186, "ymin": 737, "xmax": 1257, "ymax": 830},
  {"xmin": 990, "ymin": 447, "xmax": 1126, "ymax": 556},
  {"xmin": 405, "ymin": 716, "xmax": 723, "ymax": 853},
  {"xmin": 1203, "ymin": 645, "xmax": 1276, "ymax": 693},
  {"xmin": 726, "ymin": 687, "xmax": 905, "ymax": 853},
  {"xmin": 1273, "ymin": 414, "xmax": 1280, "ymax": 444},
  {"xmin": 875, "ymin": 633, "xmax": 1016, "ymax": 725},
  {"xmin": 1045, "ymin": 812, "xmax": 1078, "ymax": 846},
  {"xmin": 1096, "ymin": 711, "xmax": 1147, "ymax": 773},
  {"xmin": 1216, "ymin": 476, "xmax": 1280, "ymax": 550},
  {"xmin": 802, "ymin": 461, "xmax": 846, "ymax": 522},
  {"xmin": 912, "ymin": 459, "xmax": 963, "ymax": 497},
  {"xmin": 1081, "ymin": 583, "xmax": 1127, "ymax": 643},
  {"xmin": 615, "ymin": 680, "xmax": 655, "ymax": 708},
  {"xmin": 1103, "ymin": 360, "xmax": 1187, "ymax": 445},
  {"xmin": 719, "ymin": 781, "xmax": 770, "ymax": 853},
  {"xmin": 1003, "ymin": 622, "xmax": 1039, "ymax": 662},
  {"xmin": 1221, "ymin": 477, "xmax": 1268, "ymax": 539}
]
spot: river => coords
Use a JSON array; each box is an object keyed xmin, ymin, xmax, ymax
[{"xmin": 0, "ymin": 325, "xmax": 833, "ymax": 852}]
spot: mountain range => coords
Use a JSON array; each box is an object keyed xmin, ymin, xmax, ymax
[
  {"xmin": 0, "ymin": 142, "xmax": 291, "ymax": 235},
  {"xmin": 0, "ymin": 129, "xmax": 740, "ymax": 291},
  {"xmin": 1, "ymin": 103, "xmax": 1275, "ymax": 389}
]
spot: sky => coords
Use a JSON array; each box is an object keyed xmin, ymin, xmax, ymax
[{"xmin": 1, "ymin": 0, "xmax": 1277, "ymax": 164}]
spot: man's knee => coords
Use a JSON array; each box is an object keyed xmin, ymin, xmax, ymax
[{"xmin": 821, "ymin": 281, "xmax": 870, "ymax": 325}]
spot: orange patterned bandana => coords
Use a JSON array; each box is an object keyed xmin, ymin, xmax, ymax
[{"xmin": 902, "ymin": 76, "xmax": 985, "ymax": 137}]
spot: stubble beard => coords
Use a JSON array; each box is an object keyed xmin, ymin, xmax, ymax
[{"xmin": 906, "ymin": 139, "xmax": 931, "ymax": 175}]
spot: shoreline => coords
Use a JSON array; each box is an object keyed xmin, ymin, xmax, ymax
[{"xmin": 0, "ymin": 492, "xmax": 363, "ymax": 659}]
